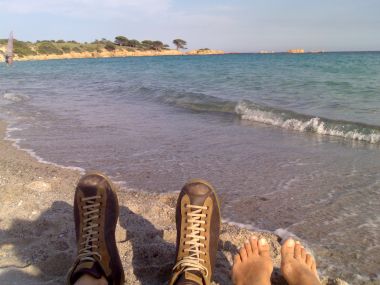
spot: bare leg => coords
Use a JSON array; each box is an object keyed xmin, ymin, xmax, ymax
[
  {"xmin": 74, "ymin": 274, "xmax": 108, "ymax": 285},
  {"xmin": 232, "ymin": 237, "xmax": 273, "ymax": 285},
  {"xmin": 281, "ymin": 239, "xmax": 320, "ymax": 285}
]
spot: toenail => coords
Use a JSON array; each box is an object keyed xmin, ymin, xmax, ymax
[
  {"xmin": 244, "ymin": 240, "xmax": 249, "ymax": 244},
  {"xmin": 287, "ymin": 239, "xmax": 295, "ymax": 247},
  {"xmin": 250, "ymin": 236, "xmax": 257, "ymax": 241},
  {"xmin": 295, "ymin": 241, "xmax": 301, "ymax": 245},
  {"xmin": 259, "ymin": 238, "xmax": 267, "ymax": 245}
]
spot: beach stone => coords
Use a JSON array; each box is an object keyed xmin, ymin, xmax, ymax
[{"xmin": 26, "ymin": 181, "xmax": 51, "ymax": 192}]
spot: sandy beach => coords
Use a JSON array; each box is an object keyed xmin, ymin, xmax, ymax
[{"xmin": 0, "ymin": 119, "xmax": 348, "ymax": 285}]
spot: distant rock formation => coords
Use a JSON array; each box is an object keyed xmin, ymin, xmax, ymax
[
  {"xmin": 288, "ymin": 49, "xmax": 305, "ymax": 54},
  {"xmin": 186, "ymin": 48, "xmax": 224, "ymax": 55}
]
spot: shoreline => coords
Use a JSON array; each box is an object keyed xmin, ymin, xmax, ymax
[
  {"xmin": 0, "ymin": 119, "xmax": 346, "ymax": 284},
  {"xmin": 2, "ymin": 48, "xmax": 225, "ymax": 62}
]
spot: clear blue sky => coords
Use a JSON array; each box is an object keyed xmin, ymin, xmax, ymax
[{"xmin": 1, "ymin": 0, "xmax": 379, "ymax": 52}]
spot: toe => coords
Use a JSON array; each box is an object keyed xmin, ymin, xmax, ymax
[
  {"xmin": 258, "ymin": 238, "xmax": 270, "ymax": 257},
  {"xmin": 244, "ymin": 239, "xmax": 253, "ymax": 256},
  {"xmin": 301, "ymin": 247, "xmax": 306, "ymax": 260},
  {"xmin": 233, "ymin": 253, "xmax": 241, "ymax": 265},
  {"xmin": 312, "ymin": 259, "xmax": 318, "ymax": 277},
  {"xmin": 250, "ymin": 236, "xmax": 259, "ymax": 255},
  {"xmin": 294, "ymin": 241, "xmax": 302, "ymax": 259},
  {"xmin": 239, "ymin": 246, "xmax": 248, "ymax": 261},
  {"xmin": 306, "ymin": 253, "xmax": 313, "ymax": 267},
  {"xmin": 281, "ymin": 238, "xmax": 295, "ymax": 258}
]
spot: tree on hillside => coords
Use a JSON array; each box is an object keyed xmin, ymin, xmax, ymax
[
  {"xmin": 126, "ymin": 39, "xmax": 140, "ymax": 48},
  {"xmin": 173, "ymin": 39, "xmax": 187, "ymax": 50},
  {"xmin": 141, "ymin": 40, "xmax": 153, "ymax": 50},
  {"xmin": 152, "ymin": 41, "xmax": 164, "ymax": 51},
  {"xmin": 115, "ymin": 36, "xmax": 128, "ymax": 46}
]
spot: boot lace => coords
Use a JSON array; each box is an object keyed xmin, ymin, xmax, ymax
[
  {"xmin": 78, "ymin": 195, "xmax": 102, "ymax": 262},
  {"xmin": 173, "ymin": 204, "xmax": 209, "ymax": 277}
]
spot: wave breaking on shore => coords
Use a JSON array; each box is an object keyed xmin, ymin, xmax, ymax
[
  {"xmin": 235, "ymin": 101, "xmax": 380, "ymax": 144},
  {"xmin": 143, "ymin": 88, "xmax": 380, "ymax": 144}
]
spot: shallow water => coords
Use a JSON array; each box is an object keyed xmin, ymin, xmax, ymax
[{"xmin": 0, "ymin": 53, "xmax": 380, "ymax": 283}]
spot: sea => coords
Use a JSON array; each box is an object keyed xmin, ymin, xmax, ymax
[{"xmin": 0, "ymin": 53, "xmax": 379, "ymax": 284}]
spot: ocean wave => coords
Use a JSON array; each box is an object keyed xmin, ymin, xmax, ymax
[
  {"xmin": 137, "ymin": 87, "xmax": 380, "ymax": 144},
  {"xmin": 142, "ymin": 87, "xmax": 236, "ymax": 113},
  {"xmin": 235, "ymin": 100, "xmax": 380, "ymax": 144},
  {"xmin": 3, "ymin": 92, "xmax": 30, "ymax": 103}
]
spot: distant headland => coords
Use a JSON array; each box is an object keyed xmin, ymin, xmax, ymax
[{"xmin": 0, "ymin": 36, "xmax": 224, "ymax": 61}]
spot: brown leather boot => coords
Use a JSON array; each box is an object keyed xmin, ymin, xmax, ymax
[
  {"xmin": 169, "ymin": 179, "xmax": 221, "ymax": 285},
  {"xmin": 66, "ymin": 172, "xmax": 124, "ymax": 285}
]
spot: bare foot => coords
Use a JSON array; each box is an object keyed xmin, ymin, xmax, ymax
[
  {"xmin": 281, "ymin": 239, "xmax": 320, "ymax": 285},
  {"xmin": 232, "ymin": 237, "xmax": 273, "ymax": 285}
]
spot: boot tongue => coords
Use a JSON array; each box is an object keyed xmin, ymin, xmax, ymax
[
  {"xmin": 176, "ymin": 271, "xmax": 204, "ymax": 285},
  {"xmin": 70, "ymin": 261, "xmax": 105, "ymax": 284}
]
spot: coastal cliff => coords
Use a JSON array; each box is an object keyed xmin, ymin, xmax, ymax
[
  {"xmin": 288, "ymin": 49, "xmax": 305, "ymax": 54},
  {"xmin": 0, "ymin": 44, "xmax": 224, "ymax": 62}
]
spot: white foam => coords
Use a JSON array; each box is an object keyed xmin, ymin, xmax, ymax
[
  {"xmin": 222, "ymin": 218, "xmax": 264, "ymax": 232},
  {"xmin": 3, "ymin": 92, "xmax": 30, "ymax": 103},
  {"xmin": 273, "ymin": 228, "xmax": 300, "ymax": 243},
  {"xmin": 235, "ymin": 101, "xmax": 380, "ymax": 144},
  {"xmin": 4, "ymin": 124, "xmax": 85, "ymax": 174}
]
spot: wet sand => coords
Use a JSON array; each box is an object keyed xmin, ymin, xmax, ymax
[{"xmin": 0, "ymin": 120, "xmax": 347, "ymax": 285}]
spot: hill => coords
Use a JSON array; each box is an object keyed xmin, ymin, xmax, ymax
[{"xmin": 0, "ymin": 38, "xmax": 224, "ymax": 61}]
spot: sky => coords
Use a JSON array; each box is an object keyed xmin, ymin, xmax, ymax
[{"xmin": 1, "ymin": 0, "xmax": 380, "ymax": 52}]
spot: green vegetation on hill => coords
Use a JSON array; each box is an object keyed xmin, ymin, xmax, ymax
[
  {"xmin": 13, "ymin": 40, "xmax": 36, "ymax": 57},
  {"xmin": 36, "ymin": 41, "xmax": 63, "ymax": 55},
  {"xmin": 0, "ymin": 36, "xmax": 187, "ymax": 57}
]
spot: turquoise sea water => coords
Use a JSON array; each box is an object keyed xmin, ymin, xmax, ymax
[{"xmin": 1, "ymin": 53, "xmax": 380, "ymax": 283}]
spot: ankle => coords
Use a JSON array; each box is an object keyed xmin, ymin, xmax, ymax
[
  {"xmin": 233, "ymin": 276, "xmax": 271, "ymax": 285},
  {"xmin": 235, "ymin": 276, "xmax": 271, "ymax": 285},
  {"xmin": 74, "ymin": 274, "xmax": 108, "ymax": 285}
]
